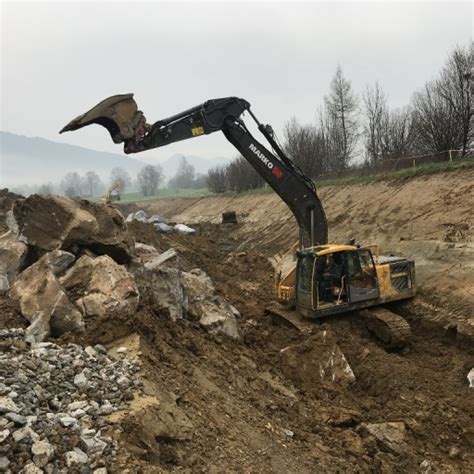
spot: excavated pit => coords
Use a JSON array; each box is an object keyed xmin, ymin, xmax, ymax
[{"xmin": 1, "ymin": 169, "xmax": 473, "ymax": 472}]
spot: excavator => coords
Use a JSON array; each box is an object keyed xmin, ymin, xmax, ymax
[
  {"xmin": 101, "ymin": 180, "xmax": 121, "ymax": 204},
  {"xmin": 60, "ymin": 94, "xmax": 415, "ymax": 348}
]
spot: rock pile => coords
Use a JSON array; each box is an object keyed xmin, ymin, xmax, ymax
[
  {"xmin": 0, "ymin": 328, "xmax": 141, "ymax": 472},
  {"xmin": 1, "ymin": 191, "xmax": 239, "ymax": 342}
]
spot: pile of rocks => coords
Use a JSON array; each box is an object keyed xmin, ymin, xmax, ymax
[
  {"xmin": 1, "ymin": 192, "xmax": 238, "ymax": 342},
  {"xmin": 0, "ymin": 328, "xmax": 141, "ymax": 472},
  {"xmin": 126, "ymin": 210, "xmax": 196, "ymax": 234}
]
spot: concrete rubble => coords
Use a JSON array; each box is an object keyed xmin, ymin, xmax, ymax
[{"xmin": 0, "ymin": 329, "xmax": 141, "ymax": 472}]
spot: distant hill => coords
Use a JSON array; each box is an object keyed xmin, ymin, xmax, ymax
[
  {"xmin": 0, "ymin": 131, "xmax": 149, "ymax": 188},
  {"xmin": 0, "ymin": 132, "xmax": 231, "ymax": 188}
]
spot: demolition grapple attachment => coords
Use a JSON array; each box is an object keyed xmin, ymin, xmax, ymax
[{"xmin": 59, "ymin": 93, "xmax": 149, "ymax": 144}]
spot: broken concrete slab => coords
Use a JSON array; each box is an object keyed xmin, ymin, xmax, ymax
[
  {"xmin": 279, "ymin": 329, "xmax": 355, "ymax": 387},
  {"xmin": 60, "ymin": 254, "xmax": 139, "ymax": 321},
  {"xmin": 0, "ymin": 230, "xmax": 28, "ymax": 292},
  {"xmin": 9, "ymin": 194, "xmax": 134, "ymax": 264},
  {"xmin": 10, "ymin": 251, "xmax": 84, "ymax": 342}
]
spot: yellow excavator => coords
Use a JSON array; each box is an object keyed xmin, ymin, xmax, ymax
[
  {"xmin": 60, "ymin": 94, "xmax": 415, "ymax": 348},
  {"xmin": 101, "ymin": 180, "xmax": 121, "ymax": 204}
]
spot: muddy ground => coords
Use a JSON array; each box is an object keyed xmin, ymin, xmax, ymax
[
  {"xmin": 99, "ymin": 218, "xmax": 473, "ymax": 472},
  {"xmin": 2, "ymin": 169, "xmax": 473, "ymax": 472}
]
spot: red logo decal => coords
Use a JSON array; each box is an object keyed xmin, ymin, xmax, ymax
[{"xmin": 272, "ymin": 167, "xmax": 283, "ymax": 178}]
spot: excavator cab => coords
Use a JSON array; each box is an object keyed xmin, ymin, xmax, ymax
[{"xmin": 295, "ymin": 245, "xmax": 380, "ymax": 318}]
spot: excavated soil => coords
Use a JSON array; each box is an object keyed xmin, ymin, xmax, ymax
[
  {"xmin": 2, "ymin": 169, "xmax": 473, "ymax": 472},
  {"xmin": 82, "ymin": 218, "xmax": 472, "ymax": 472}
]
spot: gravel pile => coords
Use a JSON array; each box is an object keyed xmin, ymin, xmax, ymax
[{"xmin": 0, "ymin": 328, "xmax": 142, "ymax": 473}]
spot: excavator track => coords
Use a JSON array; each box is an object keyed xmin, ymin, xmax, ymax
[
  {"xmin": 265, "ymin": 304, "xmax": 314, "ymax": 333},
  {"xmin": 361, "ymin": 308, "xmax": 412, "ymax": 349}
]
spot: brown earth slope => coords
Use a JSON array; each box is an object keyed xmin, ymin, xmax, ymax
[{"xmin": 133, "ymin": 168, "xmax": 474, "ymax": 337}]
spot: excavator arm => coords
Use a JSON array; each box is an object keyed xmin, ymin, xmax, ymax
[{"xmin": 60, "ymin": 95, "xmax": 328, "ymax": 247}]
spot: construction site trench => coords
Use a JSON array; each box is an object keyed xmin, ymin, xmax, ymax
[{"xmin": 1, "ymin": 168, "xmax": 473, "ymax": 473}]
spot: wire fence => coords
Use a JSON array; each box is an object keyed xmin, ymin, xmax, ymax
[{"xmin": 317, "ymin": 149, "xmax": 474, "ymax": 181}]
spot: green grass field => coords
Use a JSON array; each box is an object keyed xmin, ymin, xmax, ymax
[{"xmin": 94, "ymin": 158, "xmax": 473, "ymax": 204}]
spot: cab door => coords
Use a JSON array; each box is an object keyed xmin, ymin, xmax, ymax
[
  {"xmin": 295, "ymin": 254, "xmax": 316, "ymax": 310},
  {"xmin": 344, "ymin": 249, "xmax": 379, "ymax": 303}
]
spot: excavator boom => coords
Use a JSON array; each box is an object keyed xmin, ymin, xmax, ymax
[{"xmin": 60, "ymin": 95, "xmax": 328, "ymax": 247}]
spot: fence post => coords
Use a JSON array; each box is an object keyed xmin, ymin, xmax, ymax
[
  {"xmin": 449, "ymin": 150, "xmax": 453, "ymax": 162},
  {"xmin": 413, "ymin": 158, "xmax": 416, "ymax": 169}
]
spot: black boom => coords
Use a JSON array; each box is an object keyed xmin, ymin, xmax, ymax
[{"xmin": 124, "ymin": 96, "xmax": 328, "ymax": 247}]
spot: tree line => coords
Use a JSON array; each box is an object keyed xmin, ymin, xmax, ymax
[
  {"xmin": 207, "ymin": 43, "xmax": 472, "ymax": 193},
  {"xmin": 19, "ymin": 156, "xmax": 205, "ymax": 199}
]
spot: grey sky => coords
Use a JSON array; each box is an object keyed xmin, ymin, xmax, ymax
[{"xmin": 1, "ymin": 1, "xmax": 472, "ymax": 163}]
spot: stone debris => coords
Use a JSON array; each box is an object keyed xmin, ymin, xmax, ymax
[
  {"xmin": 147, "ymin": 214, "xmax": 165, "ymax": 224},
  {"xmin": 136, "ymin": 266, "xmax": 239, "ymax": 338},
  {"xmin": 0, "ymin": 230, "xmax": 28, "ymax": 292},
  {"xmin": 358, "ymin": 422, "xmax": 408, "ymax": 454},
  {"xmin": 467, "ymin": 368, "xmax": 474, "ymax": 388},
  {"xmin": 126, "ymin": 210, "xmax": 147, "ymax": 223},
  {"xmin": 9, "ymin": 194, "xmax": 134, "ymax": 264},
  {"xmin": 10, "ymin": 251, "xmax": 84, "ymax": 343},
  {"xmin": 60, "ymin": 254, "xmax": 139, "ymax": 322},
  {"xmin": 0, "ymin": 329, "xmax": 142, "ymax": 472},
  {"xmin": 143, "ymin": 248, "xmax": 178, "ymax": 270},
  {"xmin": 174, "ymin": 223, "xmax": 196, "ymax": 235},
  {"xmin": 280, "ymin": 329, "xmax": 355, "ymax": 387},
  {"xmin": 154, "ymin": 222, "xmax": 174, "ymax": 233}
]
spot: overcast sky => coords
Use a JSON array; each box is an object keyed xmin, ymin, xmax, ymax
[{"xmin": 1, "ymin": 1, "xmax": 472, "ymax": 163}]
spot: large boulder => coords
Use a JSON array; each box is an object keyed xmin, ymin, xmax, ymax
[
  {"xmin": 9, "ymin": 250, "xmax": 82, "ymax": 342},
  {"xmin": 9, "ymin": 194, "xmax": 134, "ymax": 264},
  {"xmin": 0, "ymin": 189, "xmax": 22, "ymax": 233},
  {"xmin": 136, "ymin": 266, "xmax": 239, "ymax": 338},
  {"xmin": 182, "ymin": 269, "xmax": 239, "ymax": 338},
  {"xmin": 60, "ymin": 255, "xmax": 139, "ymax": 321},
  {"xmin": 280, "ymin": 329, "xmax": 356, "ymax": 387},
  {"xmin": 0, "ymin": 230, "xmax": 28, "ymax": 292}
]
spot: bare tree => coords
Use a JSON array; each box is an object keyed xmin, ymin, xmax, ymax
[
  {"xmin": 411, "ymin": 81, "xmax": 459, "ymax": 153},
  {"xmin": 283, "ymin": 117, "xmax": 327, "ymax": 177},
  {"xmin": 411, "ymin": 43, "xmax": 473, "ymax": 154},
  {"xmin": 61, "ymin": 172, "xmax": 82, "ymax": 198},
  {"xmin": 362, "ymin": 82, "xmax": 388, "ymax": 165},
  {"xmin": 84, "ymin": 171, "xmax": 102, "ymax": 197},
  {"xmin": 169, "ymin": 156, "xmax": 195, "ymax": 189},
  {"xmin": 324, "ymin": 65, "xmax": 359, "ymax": 170},
  {"xmin": 206, "ymin": 166, "xmax": 228, "ymax": 193},
  {"xmin": 436, "ymin": 44, "xmax": 473, "ymax": 155},
  {"xmin": 37, "ymin": 183, "xmax": 53, "ymax": 195},
  {"xmin": 137, "ymin": 165, "xmax": 163, "ymax": 196},
  {"xmin": 380, "ymin": 107, "xmax": 414, "ymax": 158},
  {"xmin": 110, "ymin": 167, "xmax": 131, "ymax": 192},
  {"xmin": 226, "ymin": 156, "xmax": 264, "ymax": 192}
]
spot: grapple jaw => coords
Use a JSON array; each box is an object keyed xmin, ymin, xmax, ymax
[{"xmin": 59, "ymin": 93, "xmax": 149, "ymax": 145}]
